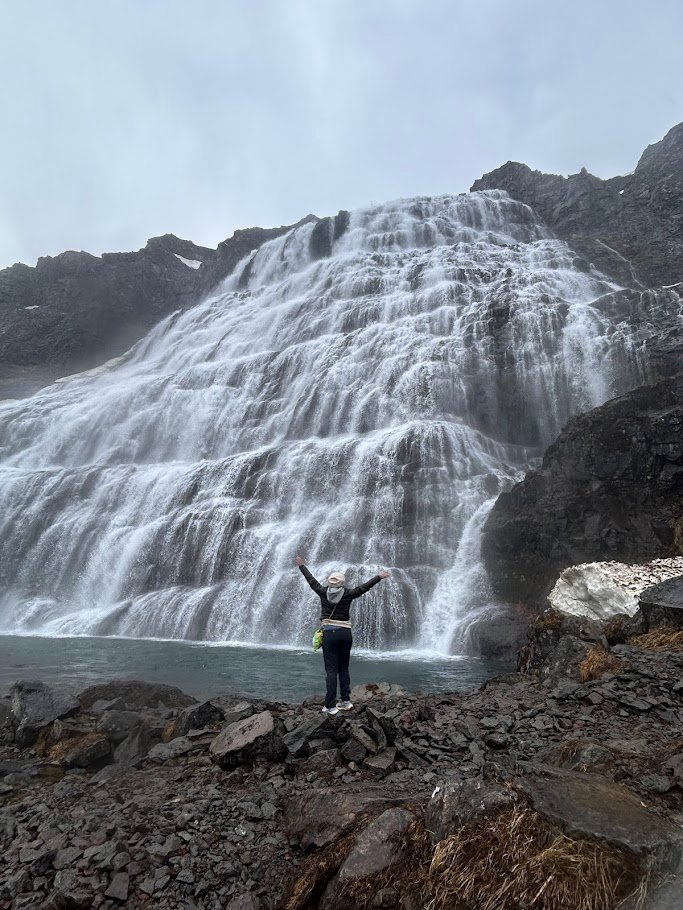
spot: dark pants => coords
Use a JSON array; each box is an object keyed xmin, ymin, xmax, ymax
[{"xmin": 322, "ymin": 626, "xmax": 352, "ymax": 709}]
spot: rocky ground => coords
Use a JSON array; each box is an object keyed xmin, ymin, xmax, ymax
[{"xmin": 1, "ymin": 608, "xmax": 682, "ymax": 910}]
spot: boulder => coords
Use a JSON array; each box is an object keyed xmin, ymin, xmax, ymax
[
  {"xmin": 285, "ymin": 787, "xmax": 416, "ymax": 848},
  {"xmin": 10, "ymin": 680, "xmax": 79, "ymax": 747},
  {"xmin": 516, "ymin": 765, "xmax": 683, "ymax": 871},
  {"xmin": 364, "ymin": 748, "xmax": 396, "ymax": 773},
  {"xmin": 147, "ymin": 736, "xmax": 196, "ymax": 763},
  {"xmin": 339, "ymin": 807, "xmax": 413, "ymax": 880},
  {"xmin": 48, "ymin": 733, "xmax": 112, "ymax": 768},
  {"xmin": 113, "ymin": 727, "xmax": 153, "ymax": 767},
  {"xmin": 78, "ymin": 680, "xmax": 196, "ymax": 711},
  {"xmin": 209, "ymin": 711, "xmax": 286, "ymax": 771},
  {"xmin": 96, "ymin": 709, "xmax": 145, "ymax": 745},
  {"xmin": 162, "ymin": 700, "xmax": 225, "ymax": 741},
  {"xmin": 426, "ymin": 778, "xmax": 518, "ymax": 841},
  {"xmin": 639, "ymin": 576, "xmax": 683, "ymax": 630},
  {"xmin": 283, "ymin": 714, "xmax": 332, "ymax": 758},
  {"xmin": 518, "ymin": 610, "xmax": 607, "ymax": 682},
  {"xmin": 482, "ymin": 375, "xmax": 683, "ymax": 607}
]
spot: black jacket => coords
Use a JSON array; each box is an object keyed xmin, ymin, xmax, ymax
[{"xmin": 299, "ymin": 565, "xmax": 382, "ymax": 623}]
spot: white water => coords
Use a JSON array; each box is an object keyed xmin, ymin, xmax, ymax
[{"xmin": 0, "ymin": 192, "xmax": 674, "ymax": 652}]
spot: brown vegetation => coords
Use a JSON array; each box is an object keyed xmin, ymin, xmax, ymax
[
  {"xmin": 535, "ymin": 609, "xmax": 565, "ymax": 631},
  {"xmin": 426, "ymin": 806, "xmax": 640, "ymax": 910},
  {"xmin": 281, "ymin": 806, "xmax": 642, "ymax": 910},
  {"xmin": 579, "ymin": 647, "xmax": 624, "ymax": 682},
  {"xmin": 629, "ymin": 626, "xmax": 683, "ymax": 652}
]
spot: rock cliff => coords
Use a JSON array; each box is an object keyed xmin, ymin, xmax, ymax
[
  {"xmin": 471, "ymin": 121, "xmax": 683, "ymax": 289},
  {"xmin": 481, "ymin": 375, "xmax": 683, "ymax": 607},
  {"xmin": 0, "ymin": 217, "xmax": 316, "ymax": 399}
]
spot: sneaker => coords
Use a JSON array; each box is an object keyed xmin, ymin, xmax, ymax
[
  {"xmin": 322, "ymin": 705, "xmax": 339, "ymax": 715},
  {"xmin": 336, "ymin": 701, "xmax": 354, "ymax": 711}
]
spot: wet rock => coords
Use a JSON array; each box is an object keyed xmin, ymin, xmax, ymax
[
  {"xmin": 364, "ymin": 748, "xmax": 397, "ymax": 773},
  {"xmin": 338, "ymin": 807, "xmax": 414, "ymax": 881},
  {"xmin": 639, "ymin": 576, "xmax": 683, "ymax": 630},
  {"xmin": 0, "ymin": 809, "xmax": 17, "ymax": 845},
  {"xmin": 285, "ymin": 788, "xmax": 413, "ymax": 848},
  {"xmin": 49, "ymin": 732, "xmax": 111, "ymax": 768},
  {"xmin": 283, "ymin": 714, "xmax": 331, "ymax": 758},
  {"xmin": 162, "ymin": 700, "xmax": 225, "ymax": 741},
  {"xmin": 78, "ymin": 680, "xmax": 196, "ymax": 711},
  {"xmin": 301, "ymin": 748, "xmax": 342, "ymax": 772},
  {"xmin": 341, "ymin": 738, "xmax": 367, "ymax": 764},
  {"xmin": 426, "ymin": 778, "xmax": 517, "ymax": 841},
  {"xmin": 148, "ymin": 736, "xmax": 196, "ymax": 762},
  {"xmin": 113, "ymin": 726, "xmax": 152, "ymax": 767},
  {"xmin": 482, "ymin": 375, "xmax": 683, "ymax": 606},
  {"xmin": 210, "ymin": 711, "xmax": 286, "ymax": 771},
  {"xmin": 543, "ymin": 738, "xmax": 615, "ymax": 771},
  {"xmin": 10, "ymin": 680, "xmax": 79, "ymax": 747},
  {"xmin": 517, "ymin": 764, "xmax": 683, "ymax": 870},
  {"xmin": 95, "ymin": 709, "xmax": 145, "ymax": 745}
]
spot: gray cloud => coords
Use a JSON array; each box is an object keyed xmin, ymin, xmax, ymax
[{"xmin": 1, "ymin": 0, "xmax": 681, "ymax": 267}]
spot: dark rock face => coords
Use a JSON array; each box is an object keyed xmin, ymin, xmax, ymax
[
  {"xmin": 10, "ymin": 680, "xmax": 79, "ymax": 747},
  {"xmin": 639, "ymin": 576, "xmax": 683, "ymax": 630},
  {"xmin": 0, "ymin": 218, "xmax": 317, "ymax": 399},
  {"xmin": 481, "ymin": 375, "xmax": 683, "ymax": 606},
  {"xmin": 471, "ymin": 121, "xmax": 683, "ymax": 288}
]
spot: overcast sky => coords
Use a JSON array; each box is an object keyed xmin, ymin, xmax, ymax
[{"xmin": 2, "ymin": 0, "xmax": 681, "ymax": 268}]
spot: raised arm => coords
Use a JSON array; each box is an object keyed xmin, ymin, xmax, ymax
[
  {"xmin": 295, "ymin": 557, "xmax": 326, "ymax": 596},
  {"xmin": 349, "ymin": 569, "xmax": 390, "ymax": 599}
]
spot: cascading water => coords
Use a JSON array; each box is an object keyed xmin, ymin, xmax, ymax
[{"xmin": 0, "ymin": 192, "xmax": 678, "ymax": 653}]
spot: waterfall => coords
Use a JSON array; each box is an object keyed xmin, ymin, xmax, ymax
[{"xmin": 0, "ymin": 192, "xmax": 677, "ymax": 652}]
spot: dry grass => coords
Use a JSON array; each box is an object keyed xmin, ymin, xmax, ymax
[
  {"xmin": 426, "ymin": 806, "xmax": 641, "ymax": 910},
  {"xmin": 281, "ymin": 805, "xmax": 643, "ymax": 910},
  {"xmin": 629, "ymin": 626, "xmax": 683, "ymax": 652},
  {"xmin": 280, "ymin": 822, "xmax": 367, "ymax": 910},
  {"xmin": 579, "ymin": 647, "xmax": 624, "ymax": 682}
]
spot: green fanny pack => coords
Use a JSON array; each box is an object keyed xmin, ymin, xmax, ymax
[{"xmin": 312, "ymin": 628, "xmax": 324, "ymax": 651}]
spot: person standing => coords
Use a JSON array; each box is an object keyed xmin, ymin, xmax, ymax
[{"xmin": 295, "ymin": 556, "xmax": 391, "ymax": 715}]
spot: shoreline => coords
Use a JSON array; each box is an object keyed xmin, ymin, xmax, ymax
[{"xmin": 1, "ymin": 609, "xmax": 682, "ymax": 909}]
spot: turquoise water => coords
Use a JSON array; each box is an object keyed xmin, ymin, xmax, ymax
[{"xmin": 0, "ymin": 635, "xmax": 510, "ymax": 702}]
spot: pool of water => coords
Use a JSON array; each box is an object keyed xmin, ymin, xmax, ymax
[{"xmin": 0, "ymin": 635, "xmax": 511, "ymax": 702}]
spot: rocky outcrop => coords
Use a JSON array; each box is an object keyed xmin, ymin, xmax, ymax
[
  {"xmin": 481, "ymin": 375, "xmax": 683, "ymax": 607},
  {"xmin": 639, "ymin": 576, "xmax": 683, "ymax": 630},
  {"xmin": 10, "ymin": 680, "xmax": 79, "ymax": 747},
  {"xmin": 472, "ymin": 121, "xmax": 683, "ymax": 289},
  {"xmin": 0, "ymin": 217, "xmax": 317, "ymax": 399}
]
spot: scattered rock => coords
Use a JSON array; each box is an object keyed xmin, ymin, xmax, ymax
[{"xmin": 210, "ymin": 711, "xmax": 286, "ymax": 770}]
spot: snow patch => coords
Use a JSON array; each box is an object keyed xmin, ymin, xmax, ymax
[
  {"xmin": 548, "ymin": 557, "xmax": 683, "ymax": 621},
  {"xmin": 24, "ymin": 305, "xmax": 40, "ymax": 310},
  {"xmin": 174, "ymin": 254, "xmax": 202, "ymax": 270}
]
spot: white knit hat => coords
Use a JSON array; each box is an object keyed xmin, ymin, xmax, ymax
[{"xmin": 327, "ymin": 572, "xmax": 346, "ymax": 587}]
